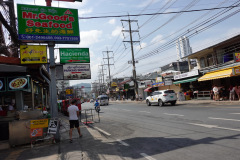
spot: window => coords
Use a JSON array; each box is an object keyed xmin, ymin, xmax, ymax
[
  {"xmin": 207, "ymin": 54, "xmax": 213, "ymax": 66},
  {"xmin": 200, "ymin": 57, "xmax": 205, "ymax": 68},
  {"xmin": 164, "ymin": 90, "xmax": 175, "ymax": 93}
]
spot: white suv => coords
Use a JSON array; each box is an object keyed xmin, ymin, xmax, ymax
[{"xmin": 146, "ymin": 90, "xmax": 177, "ymax": 107}]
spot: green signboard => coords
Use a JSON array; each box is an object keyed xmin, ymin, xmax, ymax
[
  {"xmin": 60, "ymin": 48, "xmax": 90, "ymax": 63},
  {"xmin": 17, "ymin": 4, "xmax": 80, "ymax": 44}
]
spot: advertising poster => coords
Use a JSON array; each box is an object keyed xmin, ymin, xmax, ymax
[
  {"xmin": 63, "ymin": 64, "xmax": 91, "ymax": 80},
  {"xmin": 20, "ymin": 45, "xmax": 47, "ymax": 64},
  {"xmin": 30, "ymin": 119, "xmax": 49, "ymax": 129},
  {"xmin": 17, "ymin": 4, "xmax": 80, "ymax": 44},
  {"xmin": 235, "ymin": 53, "xmax": 240, "ymax": 62},
  {"xmin": 60, "ymin": 48, "xmax": 90, "ymax": 63},
  {"xmin": 30, "ymin": 128, "xmax": 43, "ymax": 138},
  {"xmin": 7, "ymin": 77, "xmax": 30, "ymax": 91},
  {"xmin": 0, "ymin": 77, "xmax": 6, "ymax": 92}
]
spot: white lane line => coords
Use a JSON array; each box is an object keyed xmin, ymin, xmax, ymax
[
  {"xmin": 116, "ymin": 139, "xmax": 129, "ymax": 146},
  {"xmin": 139, "ymin": 111, "xmax": 151, "ymax": 113},
  {"xmin": 122, "ymin": 109, "xmax": 131, "ymax": 111},
  {"xmin": 189, "ymin": 123, "xmax": 240, "ymax": 132},
  {"xmin": 140, "ymin": 153, "xmax": 156, "ymax": 160},
  {"xmin": 209, "ymin": 117, "xmax": 240, "ymax": 122},
  {"xmin": 94, "ymin": 127, "xmax": 111, "ymax": 136},
  {"xmin": 230, "ymin": 113, "xmax": 240, "ymax": 115},
  {"xmin": 164, "ymin": 113, "xmax": 184, "ymax": 116}
]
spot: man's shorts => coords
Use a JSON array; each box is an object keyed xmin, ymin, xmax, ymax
[{"xmin": 69, "ymin": 120, "xmax": 79, "ymax": 129}]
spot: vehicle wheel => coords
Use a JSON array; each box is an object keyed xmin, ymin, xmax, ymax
[
  {"xmin": 158, "ymin": 99, "xmax": 164, "ymax": 107},
  {"xmin": 171, "ymin": 101, "xmax": 176, "ymax": 106},
  {"xmin": 146, "ymin": 100, "xmax": 151, "ymax": 106}
]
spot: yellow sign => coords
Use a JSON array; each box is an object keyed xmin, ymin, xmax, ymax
[
  {"xmin": 20, "ymin": 45, "xmax": 47, "ymax": 64},
  {"xmin": 156, "ymin": 77, "xmax": 162, "ymax": 83},
  {"xmin": 116, "ymin": 87, "xmax": 119, "ymax": 91},
  {"xmin": 111, "ymin": 82, "xmax": 117, "ymax": 87},
  {"xmin": 233, "ymin": 67, "xmax": 240, "ymax": 75},
  {"xmin": 235, "ymin": 53, "xmax": 240, "ymax": 62},
  {"xmin": 66, "ymin": 89, "xmax": 73, "ymax": 95},
  {"xmin": 30, "ymin": 119, "xmax": 49, "ymax": 129}
]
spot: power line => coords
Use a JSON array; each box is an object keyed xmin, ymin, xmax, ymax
[{"xmin": 78, "ymin": 5, "xmax": 240, "ymax": 19}]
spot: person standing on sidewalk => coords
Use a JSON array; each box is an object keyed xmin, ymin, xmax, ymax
[
  {"xmin": 68, "ymin": 99, "xmax": 82, "ymax": 143},
  {"xmin": 213, "ymin": 85, "xmax": 219, "ymax": 101},
  {"xmin": 229, "ymin": 85, "xmax": 235, "ymax": 101}
]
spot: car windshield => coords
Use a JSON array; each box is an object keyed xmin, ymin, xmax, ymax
[{"xmin": 164, "ymin": 90, "xmax": 175, "ymax": 93}]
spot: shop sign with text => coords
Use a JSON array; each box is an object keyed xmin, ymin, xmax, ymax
[
  {"xmin": 20, "ymin": 45, "xmax": 47, "ymax": 64},
  {"xmin": 60, "ymin": 48, "xmax": 90, "ymax": 63},
  {"xmin": 30, "ymin": 119, "xmax": 49, "ymax": 129},
  {"xmin": 17, "ymin": 4, "xmax": 80, "ymax": 44},
  {"xmin": 63, "ymin": 64, "xmax": 91, "ymax": 80},
  {"xmin": 174, "ymin": 70, "xmax": 199, "ymax": 80},
  {"xmin": 233, "ymin": 66, "xmax": 240, "ymax": 75}
]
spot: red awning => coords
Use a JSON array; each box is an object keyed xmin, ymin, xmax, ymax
[
  {"xmin": 119, "ymin": 79, "xmax": 131, "ymax": 85},
  {"xmin": 144, "ymin": 87, "xmax": 153, "ymax": 92}
]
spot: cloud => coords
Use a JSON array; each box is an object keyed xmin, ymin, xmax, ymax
[
  {"xmin": 80, "ymin": 30, "xmax": 103, "ymax": 47},
  {"xmin": 78, "ymin": 8, "xmax": 93, "ymax": 17},
  {"xmin": 135, "ymin": 42, "xmax": 147, "ymax": 51},
  {"xmin": 112, "ymin": 26, "xmax": 122, "ymax": 37},
  {"xmin": 151, "ymin": 34, "xmax": 165, "ymax": 44},
  {"xmin": 108, "ymin": 19, "xmax": 116, "ymax": 25},
  {"xmin": 136, "ymin": 0, "xmax": 160, "ymax": 8}
]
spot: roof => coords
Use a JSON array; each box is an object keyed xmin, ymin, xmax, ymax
[
  {"xmin": 0, "ymin": 56, "xmax": 20, "ymax": 64},
  {"xmin": 185, "ymin": 34, "xmax": 240, "ymax": 59}
]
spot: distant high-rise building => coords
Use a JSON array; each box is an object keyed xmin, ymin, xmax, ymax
[{"xmin": 176, "ymin": 36, "xmax": 192, "ymax": 61}]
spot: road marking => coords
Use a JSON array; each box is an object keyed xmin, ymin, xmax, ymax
[
  {"xmin": 139, "ymin": 111, "xmax": 151, "ymax": 113},
  {"xmin": 140, "ymin": 153, "xmax": 156, "ymax": 160},
  {"xmin": 94, "ymin": 127, "xmax": 111, "ymax": 136},
  {"xmin": 230, "ymin": 113, "xmax": 240, "ymax": 115},
  {"xmin": 122, "ymin": 109, "xmax": 131, "ymax": 111},
  {"xmin": 164, "ymin": 113, "xmax": 184, "ymax": 116},
  {"xmin": 117, "ymin": 139, "xmax": 129, "ymax": 146},
  {"xmin": 189, "ymin": 123, "xmax": 240, "ymax": 132},
  {"xmin": 209, "ymin": 117, "xmax": 240, "ymax": 122}
]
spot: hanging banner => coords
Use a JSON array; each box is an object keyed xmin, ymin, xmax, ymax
[
  {"xmin": 17, "ymin": 4, "xmax": 80, "ymax": 44},
  {"xmin": 0, "ymin": 77, "xmax": 6, "ymax": 92},
  {"xmin": 20, "ymin": 45, "xmax": 47, "ymax": 64},
  {"xmin": 60, "ymin": 48, "xmax": 90, "ymax": 63},
  {"xmin": 7, "ymin": 76, "xmax": 30, "ymax": 91},
  {"xmin": 63, "ymin": 64, "xmax": 91, "ymax": 80}
]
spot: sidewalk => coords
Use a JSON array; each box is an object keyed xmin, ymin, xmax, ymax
[
  {"xmin": 110, "ymin": 99, "xmax": 240, "ymax": 106},
  {"xmin": 0, "ymin": 114, "xmax": 91, "ymax": 160}
]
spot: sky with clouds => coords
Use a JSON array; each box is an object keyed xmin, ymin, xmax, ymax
[{"xmin": 14, "ymin": 0, "xmax": 240, "ymax": 86}]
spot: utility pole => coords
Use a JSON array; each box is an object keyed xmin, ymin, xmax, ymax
[
  {"xmin": 121, "ymin": 18, "xmax": 140, "ymax": 99},
  {"xmin": 99, "ymin": 64, "xmax": 106, "ymax": 93},
  {"xmin": 103, "ymin": 50, "xmax": 114, "ymax": 94}
]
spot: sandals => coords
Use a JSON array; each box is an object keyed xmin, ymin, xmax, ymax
[
  {"xmin": 69, "ymin": 139, "xmax": 73, "ymax": 143},
  {"xmin": 79, "ymin": 135, "xmax": 83, "ymax": 138}
]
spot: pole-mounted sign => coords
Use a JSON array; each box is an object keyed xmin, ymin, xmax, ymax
[
  {"xmin": 17, "ymin": 4, "xmax": 80, "ymax": 44},
  {"xmin": 60, "ymin": 48, "xmax": 90, "ymax": 63}
]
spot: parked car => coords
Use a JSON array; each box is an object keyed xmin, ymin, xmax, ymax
[{"xmin": 146, "ymin": 90, "xmax": 177, "ymax": 107}]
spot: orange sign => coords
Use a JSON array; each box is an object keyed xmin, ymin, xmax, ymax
[{"xmin": 30, "ymin": 128, "xmax": 43, "ymax": 138}]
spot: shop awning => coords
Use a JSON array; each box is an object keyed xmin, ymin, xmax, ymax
[
  {"xmin": 119, "ymin": 79, "xmax": 131, "ymax": 85},
  {"xmin": 144, "ymin": 87, "xmax": 153, "ymax": 92},
  {"xmin": 173, "ymin": 77, "xmax": 199, "ymax": 84},
  {"xmin": 198, "ymin": 68, "xmax": 232, "ymax": 82}
]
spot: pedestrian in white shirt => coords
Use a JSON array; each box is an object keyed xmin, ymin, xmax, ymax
[
  {"xmin": 68, "ymin": 99, "xmax": 82, "ymax": 143},
  {"xmin": 213, "ymin": 85, "xmax": 219, "ymax": 101}
]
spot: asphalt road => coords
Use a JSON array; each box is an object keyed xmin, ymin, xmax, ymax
[{"xmin": 81, "ymin": 101, "xmax": 240, "ymax": 160}]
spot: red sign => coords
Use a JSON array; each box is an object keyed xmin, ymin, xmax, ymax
[{"xmin": 30, "ymin": 128, "xmax": 43, "ymax": 138}]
